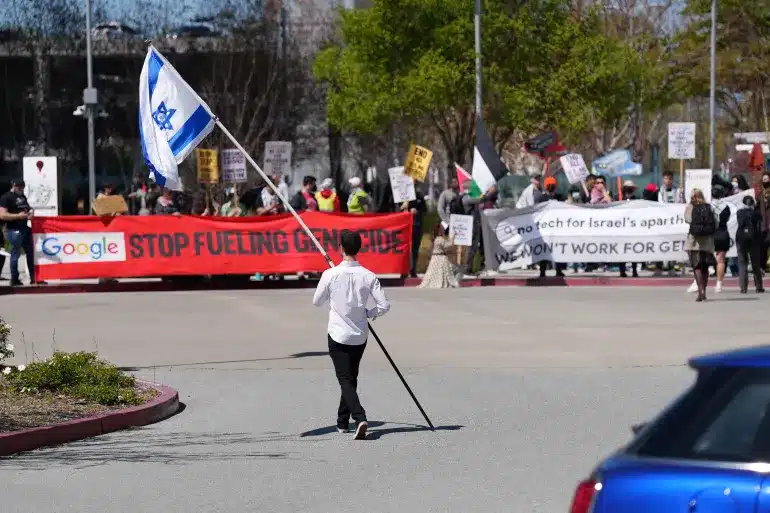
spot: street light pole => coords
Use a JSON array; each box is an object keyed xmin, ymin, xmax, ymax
[
  {"xmin": 84, "ymin": 0, "xmax": 97, "ymax": 203},
  {"xmin": 474, "ymin": 0, "xmax": 482, "ymax": 119},
  {"xmin": 708, "ymin": 0, "xmax": 716, "ymax": 172}
]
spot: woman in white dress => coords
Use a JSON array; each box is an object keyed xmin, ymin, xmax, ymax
[{"xmin": 418, "ymin": 223, "xmax": 459, "ymax": 288}]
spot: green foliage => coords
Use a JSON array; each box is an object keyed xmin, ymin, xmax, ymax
[
  {"xmin": 6, "ymin": 351, "xmax": 141, "ymax": 406},
  {"xmin": 0, "ymin": 317, "xmax": 12, "ymax": 364},
  {"xmin": 314, "ymin": 0, "xmax": 642, "ymax": 151},
  {"xmin": 679, "ymin": 0, "xmax": 770, "ymax": 96}
]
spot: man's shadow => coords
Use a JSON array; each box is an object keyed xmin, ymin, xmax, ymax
[{"xmin": 300, "ymin": 421, "xmax": 463, "ymax": 440}]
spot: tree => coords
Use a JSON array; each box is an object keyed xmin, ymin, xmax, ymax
[
  {"xmin": 314, "ymin": 0, "xmax": 640, "ymax": 170},
  {"xmin": 679, "ymin": 0, "xmax": 770, "ymax": 132}
]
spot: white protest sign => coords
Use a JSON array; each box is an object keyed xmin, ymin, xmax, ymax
[
  {"xmin": 559, "ymin": 153, "xmax": 590, "ymax": 184},
  {"xmin": 481, "ymin": 190, "xmax": 753, "ymax": 269},
  {"xmin": 23, "ymin": 156, "xmax": 58, "ymax": 216},
  {"xmin": 221, "ymin": 149, "xmax": 247, "ymax": 183},
  {"xmin": 685, "ymin": 169, "xmax": 712, "ymax": 203},
  {"xmin": 668, "ymin": 122, "xmax": 696, "ymax": 160},
  {"xmin": 388, "ymin": 166, "xmax": 416, "ymax": 203},
  {"xmin": 263, "ymin": 141, "xmax": 292, "ymax": 176},
  {"xmin": 449, "ymin": 214, "xmax": 474, "ymax": 246}
]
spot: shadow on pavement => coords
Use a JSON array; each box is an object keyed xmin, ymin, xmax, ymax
[
  {"xmin": 4, "ymin": 429, "xmax": 293, "ymax": 470},
  {"xmin": 300, "ymin": 422, "xmax": 464, "ymax": 440},
  {"xmin": 118, "ymin": 351, "xmax": 329, "ymax": 371}
]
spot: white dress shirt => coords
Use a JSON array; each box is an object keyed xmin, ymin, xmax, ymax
[{"xmin": 312, "ymin": 260, "xmax": 391, "ymax": 345}]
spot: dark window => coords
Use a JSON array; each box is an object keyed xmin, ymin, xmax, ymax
[{"xmin": 631, "ymin": 367, "xmax": 770, "ymax": 463}]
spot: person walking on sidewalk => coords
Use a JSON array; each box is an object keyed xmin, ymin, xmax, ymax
[
  {"xmin": 684, "ymin": 188, "xmax": 717, "ymax": 302},
  {"xmin": 736, "ymin": 195, "xmax": 765, "ymax": 294},
  {"xmin": 312, "ymin": 230, "xmax": 391, "ymax": 440}
]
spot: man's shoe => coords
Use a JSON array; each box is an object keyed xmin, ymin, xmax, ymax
[
  {"xmin": 337, "ymin": 422, "xmax": 350, "ymax": 433},
  {"xmin": 354, "ymin": 421, "xmax": 368, "ymax": 440},
  {"xmin": 9, "ymin": 280, "xmax": 22, "ymax": 287},
  {"xmin": 758, "ymin": 288, "xmax": 766, "ymax": 293}
]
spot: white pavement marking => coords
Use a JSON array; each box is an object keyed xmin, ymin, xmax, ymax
[{"xmin": 1, "ymin": 287, "xmax": 764, "ymax": 512}]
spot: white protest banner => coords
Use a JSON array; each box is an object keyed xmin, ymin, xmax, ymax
[
  {"xmin": 388, "ymin": 166, "xmax": 416, "ymax": 203},
  {"xmin": 559, "ymin": 153, "xmax": 590, "ymax": 184},
  {"xmin": 23, "ymin": 156, "xmax": 58, "ymax": 216},
  {"xmin": 685, "ymin": 169, "xmax": 712, "ymax": 203},
  {"xmin": 449, "ymin": 214, "xmax": 474, "ymax": 246},
  {"xmin": 263, "ymin": 141, "xmax": 292, "ymax": 176},
  {"xmin": 668, "ymin": 122, "xmax": 696, "ymax": 160},
  {"xmin": 481, "ymin": 190, "xmax": 753, "ymax": 269},
  {"xmin": 221, "ymin": 149, "xmax": 247, "ymax": 183}
]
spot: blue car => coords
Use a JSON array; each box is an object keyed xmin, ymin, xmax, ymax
[{"xmin": 570, "ymin": 345, "xmax": 770, "ymax": 513}]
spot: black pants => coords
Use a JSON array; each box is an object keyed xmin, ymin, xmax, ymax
[
  {"xmin": 410, "ymin": 222, "xmax": 422, "ymax": 276},
  {"xmin": 762, "ymin": 232, "xmax": 770, "ymax": 272},
  {"xmin": 738, "ymin": 242, "xmax": 764, "ymax": 292},
  {"xmin": 328, "ymin": 336, "xmax": 367, "ymax": 428}
]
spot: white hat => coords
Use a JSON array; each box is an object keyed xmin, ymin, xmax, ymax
[
  {"xmin": 321, "ymin": 178, "xmax": 334, "ymax": 189},
  {"xmin": 348, "ymin": 177, "xmax": 362, "ymax": 187}
]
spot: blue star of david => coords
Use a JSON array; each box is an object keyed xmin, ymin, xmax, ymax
[{"xmin": 152, "ymin": 102, "xmax": 176, "ymax": 131}]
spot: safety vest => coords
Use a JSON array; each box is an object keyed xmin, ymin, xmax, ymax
[
  {"xmin": 347, "ymin": 189, "xmax": 369, "ymax": 214},
  {"xmin": 315, "ymin": 191, "xmax": 337, "ymax": 212}
]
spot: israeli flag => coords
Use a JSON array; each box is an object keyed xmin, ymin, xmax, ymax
[{"xmin": 139, "ymin": 45, "xmax": 215, "ymax": 190}]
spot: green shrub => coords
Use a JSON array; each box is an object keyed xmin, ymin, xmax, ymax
[{"xmin": 6, "ymin": 351, "xmax": 141, "ymax": 406}]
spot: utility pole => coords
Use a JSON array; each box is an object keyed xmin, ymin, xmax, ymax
[
  {"xmin": 84, "ymin": 0, "xmax": 98, "ymax": 202},
  {"xmin": 708, "ymin": 0, "xmax": 717, "ymax": 171}
]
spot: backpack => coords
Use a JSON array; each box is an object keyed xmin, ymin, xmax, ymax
[
  {"xmin": 449, "ymin": 193, "xmax": 468, "ymax": 215},
  {"xmin": 737, "ymin": 208, "xmax": 757, "ymax": 243},
  {"xmin": 689, "ymin": 203, "xmax": 716, "ymax": 237}
]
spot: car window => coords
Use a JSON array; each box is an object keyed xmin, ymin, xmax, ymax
[
  {"xmin": 632, "ymin": 368, "xmax": 770, "ymax": 463},
  {"xmin": 692, "ymin": 382, "xmax": 770, "ymax": 460}
]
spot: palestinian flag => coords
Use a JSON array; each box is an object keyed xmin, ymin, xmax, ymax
[
  {"xmin": 455, "ymin": 163, "xmax": 482, "ymax": 198},
  {"xmin": 471, "ymin": 117, "xmax": 508, "ymax": 196}
]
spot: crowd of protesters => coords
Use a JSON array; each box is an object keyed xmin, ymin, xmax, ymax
[
  {"xmin": 6, "ymin": 163, "xmax": 770, "ymax": 290},
  {"xmin": 420, "ymin": 167, "xmax": 770, "ymax": 290}
]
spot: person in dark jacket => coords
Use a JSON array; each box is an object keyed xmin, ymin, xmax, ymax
[{"xmin": 736, "ymin": 195, "xmax": 765, "ymax": 294}]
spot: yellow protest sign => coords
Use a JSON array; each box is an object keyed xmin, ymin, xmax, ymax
[
  {"xmin": 404, "ymin": 144, "xmax": 433, "ymax": 182},
  {"xmin": 196, "ymin": 149, "xmax": 219, "ymax": 184}
]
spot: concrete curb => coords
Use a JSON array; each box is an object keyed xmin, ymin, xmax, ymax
[
  {"xmin": 0, "ymin": 275, "xmax": 759, "ymax": 294},
  {"xmin": 0, "ymin": 381, "xmax": 180, "ymax": 457}
]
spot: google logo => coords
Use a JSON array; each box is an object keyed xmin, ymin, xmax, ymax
[{"xmin": 41, "ymin": 236, "xmax": 120, "ymax": 260}]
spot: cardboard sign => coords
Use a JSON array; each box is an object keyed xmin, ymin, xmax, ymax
[
  {"xmin": 668, "ymin": 122, "xmax": 696, "ymax": 160},
  {"xmin": 23, "ymin": 156, "xmax": 59, "ymax": 216},
  {"xmin": 388, "ymin": 166, "xmax": 416, "ymax": 203},
  {"xmin": 264, "ymin": 141, "xmax": 293, "ymax": 176},
  {"xmin": 449, "ymin": 214, "xmax": 474, "ymax": 246},
  {"xmin": 404, "ymin": 144, "xmax": 433, "ymax": 182},
  {"xmin": 196, "ymin": 149, "xmax": 219, "ymax": 184},
  {"xmin": 559, "ymin": 153, "xmax": 590, "ymax": 184},
  {"xmin": 685, "ymin": 169, "xmax": 712, "ymax": 203},
  {"xmin": 221, "ymin": 149, "xmax": 247, "ymax": 183},
  {"xmin": 92, "ymin": 195, "xmax": 129, "ymax": 216}
]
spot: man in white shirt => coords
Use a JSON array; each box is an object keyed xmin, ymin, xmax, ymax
[{"xmin": 312, "ymin": 230, "xmax": 391, "ymax": 439}]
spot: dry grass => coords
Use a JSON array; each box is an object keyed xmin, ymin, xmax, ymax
[{"xmin": 0, "ymin": 383, "xmax": 159, "ymax": 434}]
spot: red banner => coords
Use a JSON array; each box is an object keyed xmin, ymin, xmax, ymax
[{"xmin": 32, "ymin": 213, "xmax": 412, "ymax": 280}]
